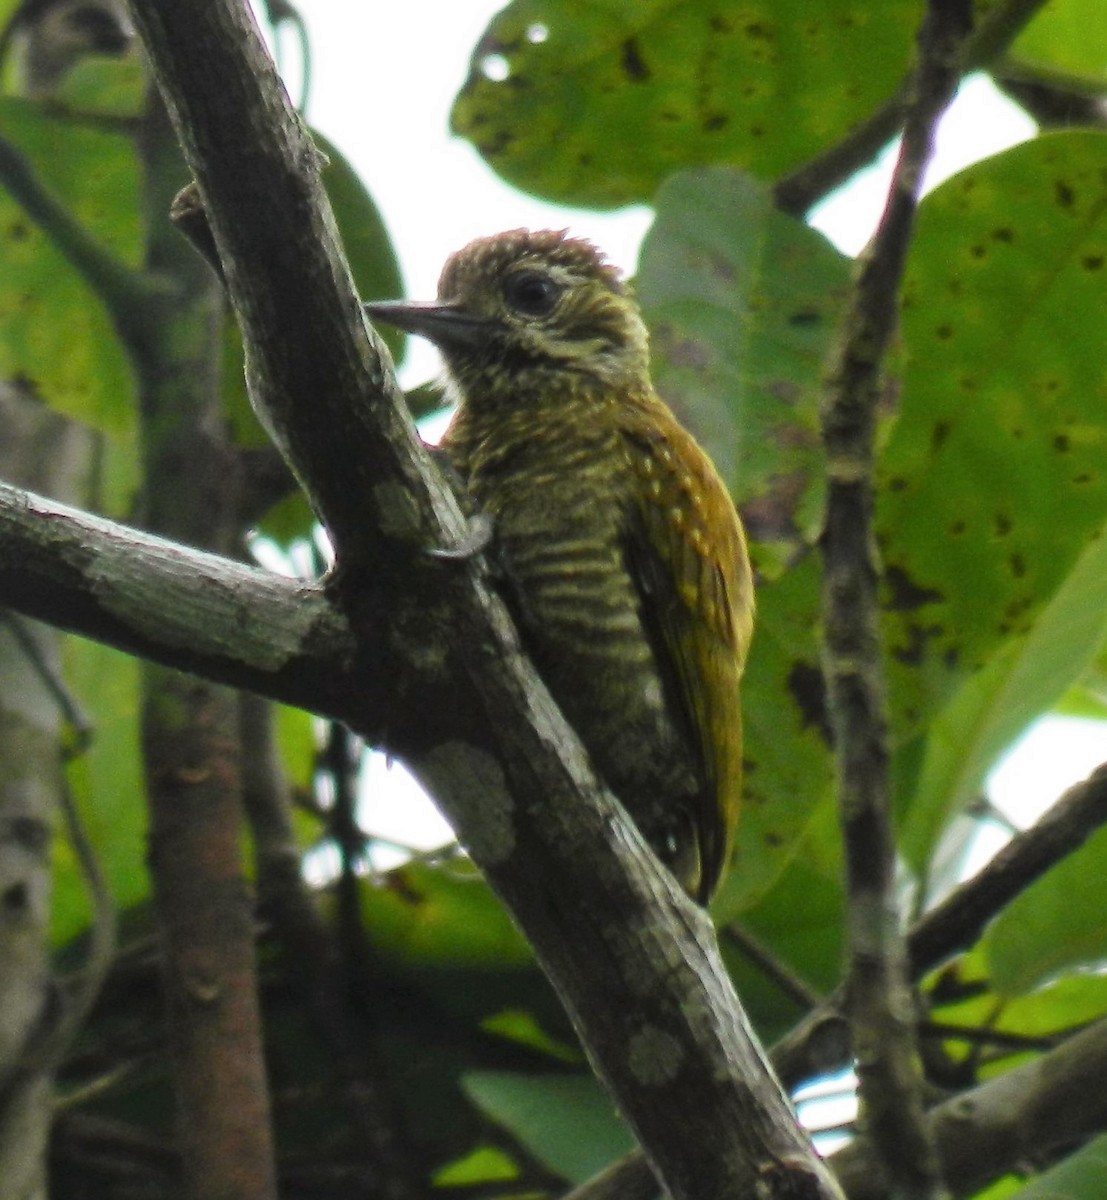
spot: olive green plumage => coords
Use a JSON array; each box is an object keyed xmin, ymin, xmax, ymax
[{"xmin": 367, "ymin": 229, "xmax": 753, "ymax": 902}]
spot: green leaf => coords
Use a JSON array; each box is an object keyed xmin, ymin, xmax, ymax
[
  {"xmin": 1010, "ymin": 0, "xmax": 1107, "ymax": 86},
  {"xmin": 972, "ymin": 1182, "xmax": 1022, "ymax": 1200},
  {"xmin": 253, "ymin": 490, "xmax": 315, "ymax": 547},
  {"xmin": 1052, "ymin": 677, "xmax": 1107, "ymax": 723},
  {"xmin": 358, "ymin": 860, "xmax": 533, "ymax": 971},
  {"xmin": 0, "ymin": 0, "xmax": 21, "ymax": 39},
  {"xmin": 993, "ymin": 974, "xmax": 1107, "ymax": 1038},
  {"xmin": 274, "ymin": 701, "xmax": 316, "ymax": 792},
  {"xmin": 433, "ymin": 1145, "xmax": 520, "ymax": 1186},
  {"xmin": 52, "ymin": 52, "xmax": 147, "ymax": 118},
  {"xmin": 985, "ymin": 819, "xmax": 1107, "ymax": 995},
  {"xmin": 0, "ymin": 97, "xmax": 139, "ymax": 431},
  {"xmin": 902, "ymin": 518, "xmax": 1107, "ymax": 872},
  {"xmin": 462, "ymin": 1071, "xmax": 633, "ymax": 1184},
  {"xmin": 720, "ymin": 796, "xmax": 844, "ymax": 1043},
  {"xmin": 452, "ymin": 0, "xmax": 918, "ymax": 207},
  {"xmin": 880, "ymin": 130, "xmax": 1107, "ymax": 761},
  {"xmin": 928, "ymin": 954, "xmax": 1107, "ymax": 1079},
  {"xmin": 316, "ymin": 133, "xmax": 405, "ymax": 318},
  {"xmin": 347, "ymin": 862, "xmax": 572, "ymax": 1054},
  {"xmin": 53, "ymin": 641, "xmax": 147, "ymax": 945},
  {"xmin": 722, "ymin": 556, "xmax": 836, "ymax": 911},
  {"xmin": 638, "ymin": 166, "xmax": 848, "ymax": 571},
  {"xmin": 481, "ymin": 1009, "xmax": 581, "ymax": 1064},
  {"xmin": 1008, "ymin": 1134, "xmax": 1107, "ymax": 1199}
]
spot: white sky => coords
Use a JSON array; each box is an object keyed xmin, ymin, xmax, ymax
[{"xmin": 277, "ymin": 2, "xmax": 1104, "ymax": 868}]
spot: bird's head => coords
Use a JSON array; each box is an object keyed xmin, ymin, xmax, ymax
[{"xmin": 366, "ymin": 229, "xmax": 651, "ymax": 401}]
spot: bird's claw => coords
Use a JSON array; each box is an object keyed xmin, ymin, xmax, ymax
[{"xmin": 428, "ymin": 512, "xmax": 494, "ymax": 560}]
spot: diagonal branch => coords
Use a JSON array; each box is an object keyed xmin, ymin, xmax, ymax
[
  {"xmin": 567, "ymin": 760, "xmax": 1107, "ymax": 1199},
  {"xmin": 772, "ymin": 760, "xmax": 1107, "ymax": 1095},
  {"xmin": 113, "ymin": 3, "xmax": 847, "ymax": 1197},
  {"xmin": 908, "ymin": 762, "xmax": 1107, "ymax": 977},
  {"xmin": 831, "ymin": 1015, "xmax": 1107, "ymax": 1199}
]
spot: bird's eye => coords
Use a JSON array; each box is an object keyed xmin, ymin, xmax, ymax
[{"xmin": 502, "ymin": 270, "xmax": 562, "ymax": 317}]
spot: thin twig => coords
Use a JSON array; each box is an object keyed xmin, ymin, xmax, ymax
[
  {"xmin": 995, "ymin": 58, "xmax": 1107, "ymax": 127},
  {"xmin": 0, "ymin": 613, "xmax": 91, "ymax": 745},
  {"xmin": 40, "ymin": 770, "xmax": 118, "ymax": 1074},
  {"xmin": 773, "ymin": 0, "xmax": 1052, "ymax": 216},
  {"xmin": 818, "ymin": 2, "xmax": 973, "ymax": 1196},
  {"xmin": 918, "ymin": 1020, "xmax": 1059, "ymax": 1054},
  {"xmin": 909, "ymin": 763, "xmax": 1107, "ymax": 977}
]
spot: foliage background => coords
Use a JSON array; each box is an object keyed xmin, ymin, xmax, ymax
[{"xmin": 3, "ymin": 0, "xmax": 1107, "ymax": 1196}]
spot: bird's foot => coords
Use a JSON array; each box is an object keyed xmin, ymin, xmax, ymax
[{"xmin": 427, "ymin": 512, "xmax": 494, "ymax": 560}]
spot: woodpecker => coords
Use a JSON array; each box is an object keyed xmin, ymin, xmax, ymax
[{"xmin": 367, "ymin": 229, "xmax": 753, "ymax": 902}]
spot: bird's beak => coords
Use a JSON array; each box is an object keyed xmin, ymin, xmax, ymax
[{"xmin": 364, "ymin": 299, "xmax": 493, "ymax": 351}]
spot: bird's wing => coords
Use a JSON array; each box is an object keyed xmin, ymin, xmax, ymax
[{"xmin": 622, "ymin": 414, "xmax": 753, "ymax": 900}]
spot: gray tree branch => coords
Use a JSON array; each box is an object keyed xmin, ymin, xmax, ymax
[
  {"xmin": 817, "ymin": 3, "xmax": 972, "ymax": 1196},
  {"xmin": 831, "ymin": 1016, "xmax": 1107, "ymax": 1198},
  {"xmin": 76, "ymin": 2, "xmax": 844, "ymax": 1196},
  {"xmin": 0, "ymin": 480, "xmax": 357, "ymax": 716}
]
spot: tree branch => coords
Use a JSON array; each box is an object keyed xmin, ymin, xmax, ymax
[
  {"xmin": 909, "ymin": 762, "xmax": 1107, "ymax": 976},
  {"xmin": 125, "ymin": 3, "xmax": 454, "ymax": 571},
  {"xmin": 131, "ymin": 77, "xmax": 280, "ymax": 1196},
  {"xmin": 831, "ymin": 1016, "xmax": 1107, "ymax": 1198},
  {"xmin": 994, "ymin": 57, "xmax": 1107, "ymax": 128},
  {"xmin": 0, "ymin": 480, "xmax": 358, "ymax": 717},
  {"xmin": 570, "ymin": 759, "xmax": 1107, "ymax": 1199},
  {"xmin": 773, "ymin": 0, "xmax": 1051, "ymax": 217},
  {"xmin": 771, "ymin": 759, "xmax": 1107, "ymax": 1094},
  {"xmin": 114, "ymin": 3, "xmax": 846, "ymax": 1196},
  {"xmin": 818, "ymin": 4, "xmax": 973, "ymax": 1196}
]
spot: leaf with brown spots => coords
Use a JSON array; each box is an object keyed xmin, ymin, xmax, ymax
[
  {"xmin": 451, "ymin": 0, "xmax": 919, "ymax": 208},
  {"xmin": 882, "ymin": 132, "xmax": 1107, "ymax": 870},
  {"xmin": 0, "ymin": 97, "xmax": 139, "ymax": 432},
  {"xmin": 637, "ymin": 166, "xmax": 849, "ymax": 574},
  {"xmin": 904, "ymin": 523, "xmax": 1107, "ymax": 877}
]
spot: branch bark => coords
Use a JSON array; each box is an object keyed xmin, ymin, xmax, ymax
[
  {"xmin": 130, "ymin": 85, "xmax": 279, "ymax": 1199},
  {"xmin": 818, "ymin": 4, "xmax": 972, "ymax": 1196},
  {"xmin": 831, "ymin": 1016, "xmax": 1107, "ymax": 1198},
  {"xmin": 0, "ymin": 481, "xmax": 357, "ymax": 716},
  {"xmin": 117, "ymin": 3, "xmax": 844, "ymax": 1197}
]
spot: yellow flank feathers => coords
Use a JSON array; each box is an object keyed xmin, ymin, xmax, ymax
[{"xmin": 366, "ymin": 229, "xmax": 753, "ymax": 903}]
